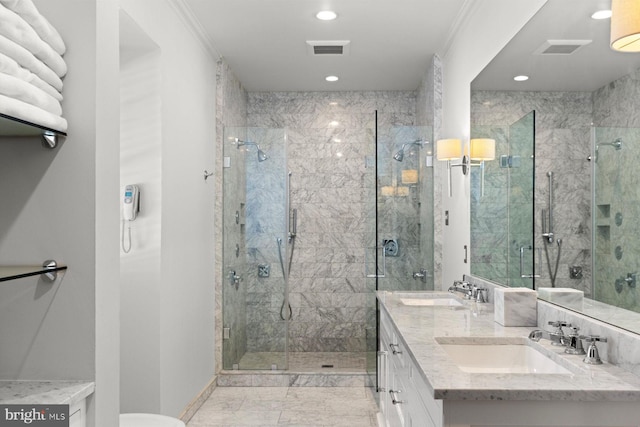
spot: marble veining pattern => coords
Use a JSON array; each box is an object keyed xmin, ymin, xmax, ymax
[
  {"xmin": 186, "ymin": 386, "xmax": 378, "ymax": 426},
  {"xmin": 471, "ymin": 90, "xmax": 593, "ymax": 292},
  {"xmin": 378, "ymin": 291, "xmax": 640, "ymax": 401},
  {"xmin": 0, "ymin": 381, "xmax": 94, "ymax": 405},
  {"xmin": 247, "ymin": 91, "xmax": 422, "ymax": 354}
]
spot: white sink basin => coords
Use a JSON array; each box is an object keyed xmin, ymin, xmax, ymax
[
  {"xmin": 435, "ymin": 337, "xmax": 572, "ymax": 374},
  {"xmin": 400, "ymin": 297, "xmax": 463, "ymax": 307}
]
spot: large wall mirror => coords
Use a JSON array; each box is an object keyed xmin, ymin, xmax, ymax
[{"xmin": 470, "ymin": 0, "xmax": 640, "ymax": 334}]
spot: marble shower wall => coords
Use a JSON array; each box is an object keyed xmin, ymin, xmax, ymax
[
  {"xmin": 592, "ymin": 69, "xmax": 640, "ymax": 313},
  {"xmin": 471, "ymin": 91, "xmax": 593, "ymax": 293},
  {"xmin": 247, "ymin": 91, "xmax": 417, "ymax": 353}
]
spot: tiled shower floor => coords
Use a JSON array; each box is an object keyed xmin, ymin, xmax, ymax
[{"xmin": 236, "ymin": 352, "xmax": 367, "ymax": 372}]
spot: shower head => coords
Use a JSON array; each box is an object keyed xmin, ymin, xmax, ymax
[
  {"xmin": 392, "ymin": 139, "xmax": 427, "ymax": 162},
  {"xmin": 594, "ymin": 138, "xmax": 622, "ymax": 162},
  {"xmin": 257, "ymin": 149, "xmax": 268, "ymax": 162},
  {"xmin": 235, "ymin": 138, "xmax": 269, "ymax": 162}
]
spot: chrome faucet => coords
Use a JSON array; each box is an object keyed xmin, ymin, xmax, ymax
[
  {"xmin": 448, "ymin": 280, "xmax": 472, "ymax": 299},
  {"xmin": 448, "ymin": 280, "xmax": 487, "ymax": 302},
  {"xmin": 528, "ymin": 321, "xmax": 571, "ymax": 346}
]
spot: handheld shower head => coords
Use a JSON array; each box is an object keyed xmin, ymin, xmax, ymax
[{"xmin": 235, "ymin": 138, "xmax": 269, "ymax": 162}]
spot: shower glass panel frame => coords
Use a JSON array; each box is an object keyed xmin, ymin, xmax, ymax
[{"xmin": 222, "ymin": 126, "xmax": 289, "ymax": 370}]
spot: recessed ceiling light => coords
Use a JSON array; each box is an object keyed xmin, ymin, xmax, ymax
[
  {"xmin": 591, "ymin": 9, "xmax": 612, "ymax": 19},
  {"xmin": 325, "ymin": 75, "xmax": 339, "ymax": 82},
  {"xmin": 316, "ymin": 10, "xmax": 337, "ymax": 21},
  {"xmin": 513, "ymin": 75, "xmax": 529, "ymax": 82}
]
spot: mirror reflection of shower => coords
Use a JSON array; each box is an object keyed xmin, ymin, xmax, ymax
[
  {"xmin": 235, "ymin": 137, "xmax": 269, "ymax": 162},
  {"xmin": 542, "ymin": 171, "xmax": 562, "ymax": 287},
  {"xmin": 594, "ymin": 137, "xmax": 622, "ymax": 163},
  {"xmin": 393, "ymin": 139, "xmax": 428, "ymax": 161}
]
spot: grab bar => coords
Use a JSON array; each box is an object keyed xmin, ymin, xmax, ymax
[{"xmin": 520, "ymin": 245, "xmax": 541, "ymax": 278}]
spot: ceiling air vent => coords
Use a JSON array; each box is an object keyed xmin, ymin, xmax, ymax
[
  {"xmin": 306, "ymin": 40, "xmax": 351, "ymax": 56},
  {"xmin": 534, "ymin": 40, "xmax": 592, "ymax": 55}
]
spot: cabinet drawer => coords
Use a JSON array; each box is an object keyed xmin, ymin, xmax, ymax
[{"xmin": 411, "ymin": 365, "xmax": 443, "ymax": 426}]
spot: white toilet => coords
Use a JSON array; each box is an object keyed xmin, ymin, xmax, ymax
[{"xmin": 120, "ymin": 413, "xmax": 185, "ymax": 427}]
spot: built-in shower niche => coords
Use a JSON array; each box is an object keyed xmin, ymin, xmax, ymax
[{"xmin": 595, "ymin": 204, "xmax": 611, "ymax": 257}]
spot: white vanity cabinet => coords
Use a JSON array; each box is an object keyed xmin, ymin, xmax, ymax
[
  {"xmin": 379, "ymin": 307, "xmax": 443, "ymax": 427},
  {"xmin": 377, "ymin": 291, "xmax": 640, "ymax": 427},
  {"xmin": 68, "ymin": 398, "xmax": 86, "ymax": 427}
]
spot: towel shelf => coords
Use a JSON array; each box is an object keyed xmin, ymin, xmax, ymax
[
  {"xmin": 0, "ymin": 113, "xmax": 66, "ymax": 148},
  {"xmin": 0, "ymin": 260, "xmax": 67, "ymax": 283}
]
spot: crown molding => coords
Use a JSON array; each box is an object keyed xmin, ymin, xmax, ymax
[{"xmin": 165, "ymin": 0, "xmax": 220, "ymax": 59}]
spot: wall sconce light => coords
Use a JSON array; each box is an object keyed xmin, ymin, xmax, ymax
[
  {"xmin": 469, "ymin": 138, "xmax": 496, "ymax": 197},
  {"xmin": 436, "ymin": 138, "xmax": 468, "ymax": 197},
  {"xmin": 611, "ymin": 0, "xmax": 640, "ymax": 52},
  {"xmin": 401, "ymin": 169, "xmax": 418, "ymax": 184}
]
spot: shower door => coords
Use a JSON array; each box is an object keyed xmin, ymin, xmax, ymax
[
  {"xmin": 366, "ymin": 120, "xmax": 434, "ymax": 391},
  {"xmin": 222, "ymin": 127, "xmax": 289, "ymax": 370},
  {"xmin": 374, "ymin": 125, "xmax": 434, "ymax": 292}
]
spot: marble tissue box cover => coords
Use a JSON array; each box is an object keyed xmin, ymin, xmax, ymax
[
  {"xmin": 494, "ymin": 287, "xmax": 537, "ymax": 327},
  {"xmin": 537, "ymin": 287, "xmax": 583, "ymax": 311}
]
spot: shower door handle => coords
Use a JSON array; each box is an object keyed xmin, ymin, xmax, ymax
[
  {"xmin": 366, "ymin": 246, "xmax": 386, "ymax": 278},
  {"xmin": 519, "ymin": 245, "xmax": 540, "ymax": 278}
]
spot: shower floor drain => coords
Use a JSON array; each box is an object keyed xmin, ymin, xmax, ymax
[{"xmin": 321, "ymin": 364, "xmax": 334, "ymax": 368}]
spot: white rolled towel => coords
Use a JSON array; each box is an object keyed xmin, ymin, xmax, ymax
[
  {"xmin": 0, "ymin": 34, "xmax": 63, "ymax": 91},
  {"xmin": 0, "ymin": 51, "xmax": 62, "ymax": 101},
  {"xmin": 0, "ymin": 93, "xmax": 67, "ymax": 132},
  {"xmin": 0, "ymin": 72, "xmax": 61, "ymax": 115},
  {"xmin": 0, "ymin": 4, "xmax": 66, "ymax": 77},
  {"xmin": 0, "ymin": 0, "xmax": 66, "ymax": 55}
]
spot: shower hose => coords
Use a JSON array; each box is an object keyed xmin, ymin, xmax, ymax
[
  {"xmin": 544, "ymin": 238, "xmax": 562, "ymax": 287},
  {"xmin": 276, "ymin": 237, "xmax": 294, "ymax": 320}
]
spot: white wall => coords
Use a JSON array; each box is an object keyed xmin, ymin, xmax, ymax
[
  {"xmin": 120, "ymin": 10, "xmax": 162, "ymax": 413},
  {"xmin": 0, "ymin": 1, "xmax": 122, "ymax": 426},
  {"xmin": 119, "ymin": 0, "xmax": 217, "ymax": 417},
  {"xmin": 439, "ymin": 0, "xmax": 548, "ymax": 289}
]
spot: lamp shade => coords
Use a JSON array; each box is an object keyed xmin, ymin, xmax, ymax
[
  {"xmin": 436, "ymin": 139, "xmax": 462, "ymax": 160},
  {"xmin": 470, "ymin": 138, "xmax": 496, "ymax": 160},
  {"xmin": 611, "ymin": 0, "xmax": 640, "ymax": 52}
]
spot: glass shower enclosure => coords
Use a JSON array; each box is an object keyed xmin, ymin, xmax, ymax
[
  {"xmin": 222, "ymin": 120, "xmax": 434, "ymax": 377},
  {"xmin": 222, "ymin": 127, "xmax": 289, "ymax": 370}
]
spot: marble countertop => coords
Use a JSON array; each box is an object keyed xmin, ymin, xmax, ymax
[
  {"xmin": 0, "ymin": 381, "xmax": 94, "ymax": 405},
  {"xmin": 378, "ymin": 291, "xmax": 640, "ymax": 402}
]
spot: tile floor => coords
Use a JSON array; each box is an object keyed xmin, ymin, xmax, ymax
[
  {"xmin": 186, "ymin": 386, "xmax": 379, "ymax": 427},
  {"xmin": 236, "ymin": 352, "xmax": 367, "ymax": 372}
]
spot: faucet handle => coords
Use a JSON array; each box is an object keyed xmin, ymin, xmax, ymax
[
  {"xmin": 580, "ymin": 335, "xmax": 607, "ymax": 364},
  {"xmin": 581, "ymin": 335, "xmax": 607, "ymax": 343},
  {"xmin": 548, "ymin": 320, "xmax": 571, "ymax": 332}
]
